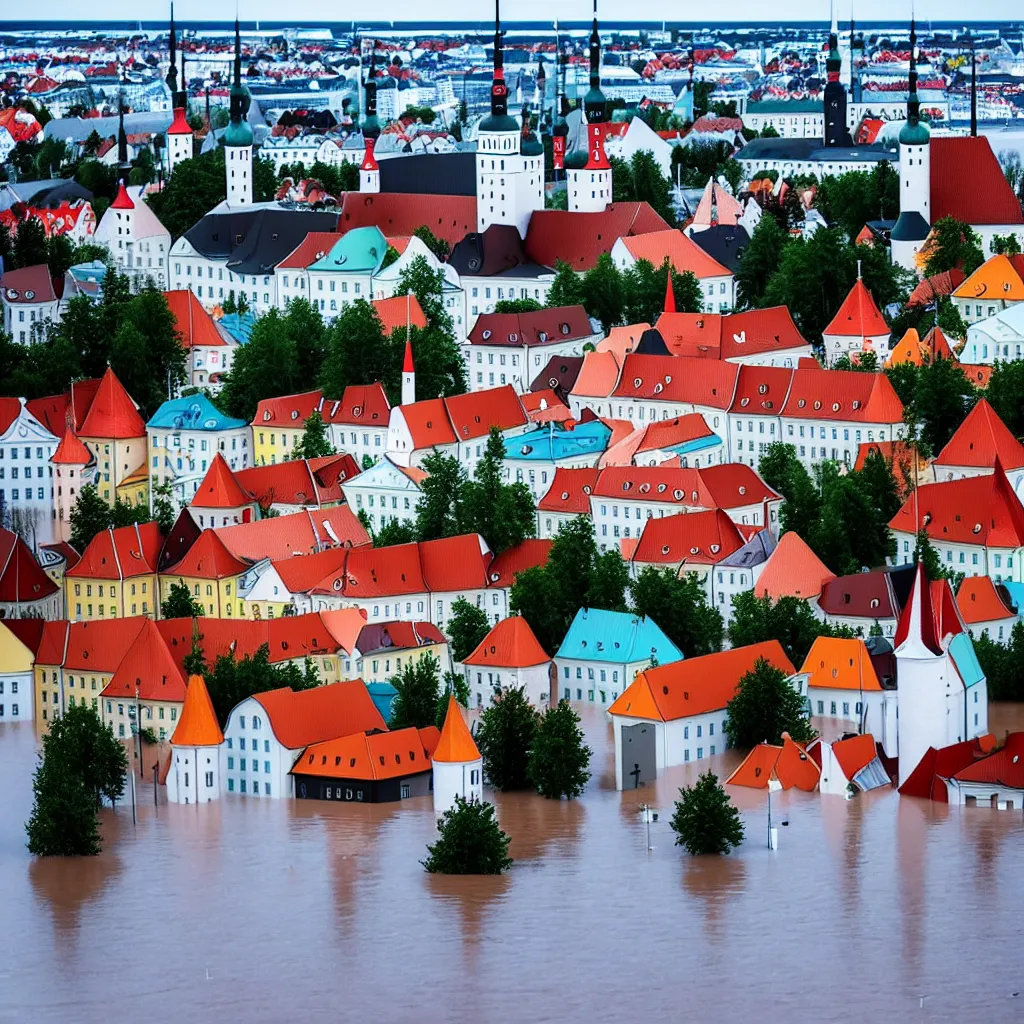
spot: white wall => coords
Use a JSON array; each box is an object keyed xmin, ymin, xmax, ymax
[
  {"xmin": 221, "ymin": 696, "xmax": 299, "ymax": 800},
  {"xmin": 0, "ymin": 670, "xmax": 33, "ymax": 721},
  {"xmin": 167, "ymin": 744, "xmax": 221, "ymax": 803}
]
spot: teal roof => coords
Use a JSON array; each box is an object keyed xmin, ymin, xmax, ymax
[
  {"xmin": 558, "ymin": 607, "xmax": 683, "ymax": 665},
  {"xmin": 366, "ymin": 681, "xmax": 398, "ymax": 723},
  {"xmin": 949, "ymin": 632, "xmax": 985, "ymax": 689},
  {"xmin": 218, "ymin": 311, "xmax": 257, "ymax": 345},
  {"xmin": 507, "ymin": 421, "xmax": 611, "ymax": 462},
  {"xmin": 668, "ymin": 433, "xmax": 722, "ymax": 457},
  {"xmin": 479, "ymin": 113, "xmax": 521, "ymax": 134},
  {"xmin": 223, "ymin": 117, "xmax": 254, "ymax": 148},
  {"xmin": 308, "ymin": 226, "xmax": 388, "ymax": 274},
  {"xmin": 147, "ymin": 394, "xmax": 247, "ymax": 432},
  {"xmin": 999, "ymin": 581, "xmax": 1024, "ymax": 614},
  {"xmin": 898, "ymin": 119, "xmax": 930, "ymax": 146}
]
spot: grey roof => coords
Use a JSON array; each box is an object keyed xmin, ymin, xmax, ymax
[
  {"xmin": 379, "ymin": 151, "xmax": 476, "ymax": 197},
  {"xmin": 0, "ymin": 178, "xmax": 92, "ymax": 212},
  {"xmin": 736, "ymin": 137, "xmax": 897, "ymax": 164},
  {"xmin": 719, "ymin": 527, "xmax": 776, "ymax": 569},
  {"xmin": 688, "ymin": 224, "xmax": 750, "ymax": 274},
  {"xmin": 45, "ymin": 112, "xmax": 173, "ymax": 144}
]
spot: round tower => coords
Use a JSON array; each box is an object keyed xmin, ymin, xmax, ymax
[
  {"xmin": 432, "ymin": 695, "xmax": 483, "ymax": 813},
  {"xmin": 51, "ymin": 426, "xmax": 93, "ymax": 545},
  {"xmin": 166, "ymin": 106, "xmax": 193, "ymax": 176},
  {"xmin": 168, "ymin": 674, "xmax": 224, "ymax": 804},
  {"xmin": 224, "ymin": 18, "xmax": 254, "ymax": 208}
]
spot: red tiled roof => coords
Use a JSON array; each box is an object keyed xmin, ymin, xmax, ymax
[
  {"xmin": 216, "ymin": 506, "xmax": 370, "ymax": 562},
  {"xmin": 619, "ymin": 229, "xmax": 731, "ymax": 279},
  {"xmin": 26, "ymin": 378, "xmax": 102, "ymax": 436},
  {"xmin": 0, "ymin": 529, "xmax": 59, "ymax": 602},
  {"xmin": 755, "ymin": 531, "xmax": 834, "ymax": 601},
  {"xmin": 781, "ymin": 367, "xmax": 903, "ymax": 423},
  {"xmin": 101, "ymin": 618, "xmax": 186, "ymax": 702},
  {"xmin": 537, "ymin": 467, "xmax": 600, "ymax": 514},
  {"xmin": 163, "ymin": 289, "xmax": 226, "ymax": 349},
  {"xmin": 931, "ymin": 137, "xmax": 1024, "ymax": 226},
  {"xmin": 728, "ymin": 364, "xmax": 794, "ymax": 414},
  {"xmin": 0, "ymin": 398, "xmax": 23, "ymax": 435},
  {"xmin": 571, "ymin": 350, "xmax": 623, "ymax": 398},
  {"xmin": 486, "ymin": 539, "xmax": 552, "ymax": 588},
  {"xmin": 592, "ymin": 464, "xmax": 774, "ymax": 510},
  {"xmin": 78, "ymin": 367, "xmax": 146, "ymax": 439},
  {"xmin": 444, "ymin": 385, "xmax": 528, "ymax": 441},
  {"xmin": 955, "ymin": 575, "xmax": 1015, "ymax": 625},
  {"xmin": 823, "ymin": 278, "xmax": 889, "ymax": 338},
  {"xmin": 277, "ymin": 231, "xmax": 343, "ymax": 270},
  {"xmin": 292, "ymin": 725, "xmax": 440, "ymax": 780},
  {"xmin": 718, "ymin": 307, "xmax": 810, "ymax": 360},
  {"xmin": 234, "ymin": 455, "xmax": 357, "ymax": 510},
  {"xmin": 163, "ymin": 529, "xmax": 251, "ymax": 579},
  {"xmin": 898, "ymin": 737, "xmax": 987, "ymax": 799},
  {"xmin": 952, "ymin": 732, "xmax": 1024, "ymax": 788},
  {"xmin": 172, "ymin": 675, "xmax": 224, "ymax": 746},
  {"xmin": 41, "ymin": 540, "xmax": 81, "ymax": 572},
  {"xmin": 336, "ymin": 192, "xmax": 476, "ymax": 247},
  {"xmin": 1, "ymin": 617, "xmax": 46, "ymax": 656},
  {"xmin": 467, "ymin": 305, "xmax": 594, "ymax": 347},
  {"xmin": 632, "ymin": 508, "xmax": 746, "ymax": 565},
  {"xmin": 464, "ymin": 615, "xmax": 550, "ymax": 667},
  {"xmin": 525, "ymin": 203, "xmax": 671, "ymax": 271},
  {"xmin": 51, "ymin": 426, "xmax": 92, "ymax": 465},
  {"xmin": 323, "ymin": 383, "xmax": 390, "ymax": 427},
  {"xmin": 893, "ymin": 562, "xmax": 942, "ymax": 656},
  {"xmin": 59, "ymin": 617, "xmax": 149, "ymax": 673},
  {"xmin": 698, "ymin": 463, "xmax": 779, "ymax": 507},
  {"xmin": 397, "ymin": 396, "xmax": 455, "ymax": 448},
  {"xmin": 612, "ymin": 353, "xmax": 739, "ymax": 409},
  {"xmin": 418, "ymin": 534, "xmax": 491, "ymax": 591},
  {"xmin": 0, "ymin": 263, "xmax": 59, "ymax": 304},
  {"xmin": 890, "ymin": 462, "xmax": 1024, "ymax": 548},
  {"xmin": 66, "ymin": 522, "xmax": 163, "ymax": 581},
  {"xmin": 934, "ymin": 399, "xmax": 1024, "ymax": 472},
  {"xmin": 830, "ymin": 733, "xmax": 881, "ymax": 781},
  {"xmin": 253, "ymin": 680, "xmax": 387, "ymax": 749},
  {"xmin": 192, "ymin": 452, "xmax": 253, "ymax": 509},
  {"xmin": 252, "ymin": 389, "xmax": 323, "ymax": 428},
  {"xmin": 600, "ymin": 414, "xmax": 716, "ymax": 466},
  {"xmin": 371, "ymin": 294, "xmax": 427, "ymax": 335}
]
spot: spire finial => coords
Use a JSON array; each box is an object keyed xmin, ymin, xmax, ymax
[
  {"xmin": 234, "ymin": 15, "xmax": 242, "ymax": 90},
  {"xmin": 489, "ymin": 0, "xmax": 508, "ymax": 118}
]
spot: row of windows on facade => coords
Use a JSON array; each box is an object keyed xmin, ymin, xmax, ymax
[
  {"xmin": 0, "ymin": 704, "xmax": 20, "ymax": 716},
  {"xmin": 151, "ymin": 435, "xmax": 248, "ymax": 451},
  {"xmin": 897, "ymin": 537, "xmax": 1012, "ymax": 569},
  {"xmin": 227, "ymin": 779, "xmax": 271, "ymax": 794},
  {"xmin": 226, "ymin": 757, "xmax": 272, "ymax": 773},
  {"xmin": 74, "ymin": 602, "xmax": 150, "ymax": 618},
  {"xmin": 352, "ymin": 492, "xmax": 413, "ymax": 510},
  {"xmin": 177, "ymin": 264, "xmax": 269, "ymax": 286},
  {"xmin": 0, "ymin": 488, "xmax": 49, "ymax": 502},
  {"xmin": 73, "ymin": 581, "xmax": 148, "ymax": 597},
  {"xmin": 469, "ymin": 286, "xmax": 544, "ymax": 301}
]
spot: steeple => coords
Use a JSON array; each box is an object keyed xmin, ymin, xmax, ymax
[
  {"xmin": 116, "ymin": 61, "xmax": 130, "ymax": 180},
  {"xmin": 166, "ymin": 2, "xmax": 178, "ymax": 98},
  {"xmin": 906, "ymin": 16, "xmax": 920, "ymax": 127},
  {"xmin": 478, "ymin": 0, "xmax": 517, "ymax": 133},
  {"xmin": 223, "ymin": 17, "xmax": 254, "ymax": 206},
  {"xmin": 823, "ymin": 0, "xmax": 852, "ymax": 146},
  {"xmin": 969, "ymin": 33, "xmax": 977, "ymax": 137},
  {"xmin": 552, "ymin": 38, "xmax": 569, "ymax": 173},
  {"xmin": 360, "ymin": 40, "xmax": 381, "ymax": 193},
  {"xmin": 584, "ymin": 0, "xmax": 607, "ymax": 126}
]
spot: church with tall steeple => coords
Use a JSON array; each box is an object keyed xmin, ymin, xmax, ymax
[
  {"xmin": 360, "ymin": 42, "xmax": 381, "ymax": 193},
  {"xmin": 823, "ymin": 2, "xmax": 852, "ymax": 147},
  {"xmin": 165, "ymin": 3, "xmax": 194, "ymax": 176},
  {"xmin": 223, "ymin": 18, "xmax": 254, "ymax": 207}
]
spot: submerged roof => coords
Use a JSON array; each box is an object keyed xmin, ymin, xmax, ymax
[
  {"xmin": 433, "ymin": 694, "xmax": 480, "ymax": 763},
  {"xmin": 171, "ymin": 674, "xmax": 224, "ymax": 746}
]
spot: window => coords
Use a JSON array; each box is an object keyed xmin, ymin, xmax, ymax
[{"xmin": 817, "ymin": 700, "xmax": 824, "ymax": 714}]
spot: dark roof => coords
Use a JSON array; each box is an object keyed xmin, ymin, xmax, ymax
[
  {"xmin": 468, "ymin": 305, "xmax": 594, "ymax": 347},
  {"xmin": 687, "ymin": 224, "xmax": 749, "ymax": 274},
  {"xmin": 634, "ymin": 328, "xmax": 671, "ymax": 356},
  {"xmin": 737, "ymin": 137, "xmax": 897, "ymax": 165},
  {"xmin": 379, "ymin": 151, "xmax": 476, "ymax": 197},
  {"xmin": 23, "ymin": 180, "xmax": 94, "ymax": 208},
  {"xmin": 530, "ymin": 355, "xmax": 584, "ymax": 401},
  {"xmin": 818, "ymin": 570, "xmax": 898, "ymax": 619},
  {"xmin": 183, "ymin": 207, "xmax": 340, "ymax": 275},
  {"xmin": 891, "ymin": 210, "xmax": 930, "ymax": 242},
  {"xmin": 449, "ymin": 223, "xmax": 528, "ymax": 278}
]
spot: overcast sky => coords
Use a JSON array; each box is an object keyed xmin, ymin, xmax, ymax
[{"xmin": 4, "ymin": 1, "xmax": 1019, "ymax": 25}]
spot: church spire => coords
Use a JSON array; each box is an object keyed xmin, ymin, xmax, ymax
[
  {"xmin": 907, "ymin": 15, "xmax": 920, "ymax": 126},
  {"xmin": 116, "ymin": 60, "xmax": 130, "ymax": 179},
  {"xmin": 360, "ymin": 40, "xmax": 381, "ymax": 193},
  {"xmin": 584, "ymin": 0, "xmax": 606, "ymax": 125},
  {"xmin": 491, "ymin": 0, "xmax": 507, "ymax": 119},
  {"xmin": 166, "ymin": 2, "xmax": 178, "ymax": 97}
]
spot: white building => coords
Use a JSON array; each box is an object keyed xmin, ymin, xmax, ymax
[
  {"xmin": 0, "ymin": 399, "xmax": 60, "ymax": 549},
  {"xmin": 323, "ymin": 383, "xmax": 392, "ymax": 468},
  {"xmin": 462, "ymin": 616, "xmax": 551, "ymax": 709},
  {"xmin": 961, "ymin": 303, "xmax": 1024, "ymax": 366},
  {"xmin": 432, "ymin": 695, "xmax": 483, "ymax": 813},
  {"xmin": 166, "ymin": 675, "xmax": 223, "ymax": 805},
  {"xmin": 340, "ymin": 456, "xmax": 424, "ymax": 533},
  {"xmin": 92, "ymin": 183, "xmax": 171, "ymax": 290},
  {"xmin": 1, "ymin": 264, "xmax": 63, "ymax": 345}
]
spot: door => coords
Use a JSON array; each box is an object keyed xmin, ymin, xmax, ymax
[{"xmin": 621, "ymin": 722, "xmax": 656, "ymax": 790}]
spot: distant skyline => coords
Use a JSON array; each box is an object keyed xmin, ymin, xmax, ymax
[{"xmin": 1, "ymin": 1, "xmax": 1021, "ymax": 26}]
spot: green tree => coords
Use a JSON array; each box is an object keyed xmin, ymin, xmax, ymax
[
  {"xmin": 152, "ymin": 480, "xmax": 176, "ymax": 536},
  {"xmin": 914, "ymin": 355, "xmax": 976, "ymax": 455},
  {"xmin": 609, "ymin": 150, "xmax": 676, "ymax": 225},
  {"xmin": 984, "ymin": 362, "xmax": 1024, "ymax": 439},
  {"xmin": 146, "ymin": 149, "xmax": 229, "ymax": 240},
  {"xmin": 913, "ymin": 529, "xmax": 954, "ymax": 581},
  {"xmin": 290, "ymin": 411, "xmax": 335, "ymax": 460},
  {"xmin": 12, "ymin": 216, "xmax": 48, "ymax": 269},
  {"xmin": 26, "ymin": 754, "xmax": 101, "ymax": 857},
  {"xmin": 724, "ymin": 657, "xmax": 815, "ymax": 749},
  {"xmin": 493, "ymin": 297, "xmax": 544, "ymax": 313},
  {"xmin": 971, "ymin": 622, "xmax": 1024, "ymax": 701},
  {"xmin": 373, "ymin": 518, "xmax": 417, "ymax": 547},
  {"xmin": 422, "ymin": 797, "xmax": 513, "ymax": 875},
  {"xmin": 206, "ymin": 644, "xmax": 319, "ymax": 725},
  {"xmin": 622, "ymin": 257, "xmax": 703, "ymax": 324},
  {"xmin": 447, "ymin": 597, "xmax": 492, "ymax": 663},
  {"xmin": 69, "ymin": 484, "xmax": 114, "ymax": 553},
  {"xmin": 581, "ymin": 252, "xmax": 625, "ymax": 331},
  {"xmin": 630, "ymin": 567, "xmax": 723, "ymax": 658},
  {"xmin": 922, "ymin": 216, "xmax": 985, "ymax": 278},
  {"xmin": 736, "ymin": 215, "xmax": 791, "ymax": 309},
  {"xmin": 461, "ymin": 428, "xmax": 536, "ymax": 554},
  {"xmin": 434, "ymin": 671, "xmax": 472, "ymax": 728},
  {"xmin": 728, "ymin": 592, "xmax": 853, "ymax": 666},
  {"xmin": 546, "ymin": 260, "xmax": 586, "ymax": 309},
  {"xmin": 220, "ymin": 308, "xmax": 300, "ymax": 421},
  {"xmin": 412, "ymin": 224, "xmax": 450, "ymax": 261},
  {"xmin": 389, "ymin": 653, "xmax": 442, "ymax": 730},
  {"xmin": 161, "ymin": 579, "xmax": 205, "ymax": 619},
  {"xmin": 414, "ymin": 450, "xmax": 467, "ymax": 541},
  {"xmin": 991, "ymin": 233, "xmax": 1022, "ymax": 256},
  {"xmin": 669, "ymin": 770, "xmax": 744, "ymax": 856},
  {"xmin": 319, "ymin": 299, "xmax": 395, "ymax": 401},
  {"xmin": 527, "ymin": 700, "xmax": 592, "ymax": 799},
  {"xmin": 475, "ymin": 686, "xmax": 539, "ymax": 791}
]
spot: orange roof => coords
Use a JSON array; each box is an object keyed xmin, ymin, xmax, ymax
[
  {"xmin": 164, "ymin": 528, "xmax": 251, "ymax": 579},
  {"xmin": 252, "ymin": 680, "xmax": 387, "ymax": 749},
  {"xmin": 725, "ymin": 742, "xmax": 782, "ymax": 788},
  {"xmin": 171, "ymin": 674, "xmax": 224, "ymax": 746},
  {"xmin": 774, "ymin": 734, "xmax": 821, "ymax": 791},
  {"xmin": 829, "ymin": 733, "xmax": 879, "ymax": 781},
  {"xmin": 887, "ymin": 326, "xmax": 956, "ymax": 367},
  {"xmin": 163, "ymin": 289, "xmax": 226, "ymax": 349},
  {"xmin": 934, "ymin": 399, "xmax": 1024, "ymax": 472},
  {"xmin": 215, "ymin": 506, "xmax": 370, "ymax": 562},
  {"xmin": 798, "ymin": 636, "xmax": 882, "ymax": 692},
  {"xmin": 191, "ymin": 452, "xmax": 253, "ymax": 509},
  {"xmin": 433, "ymin": 694, "xmax": 481, "ymax": 763},
  {"xmin": 955, "ymin": 576, "xmax": 1015, "ymax": 625},
  {"xmin": 609, "ymin": 641, "xmax": 796, "ymax": 721},
  {"xmin": 620, "ymin": 228, "xmax": 731, "ymax": 279},
  {"xmin": 292, "ymin": 726, "xmax": 440, "ymax": 780},
  {"xmin": 50, "ymin": 426, "xmax": 93, "ymax": 466},
  {"xmin": 952, "ymin": 252, "xmax": 1024, "ymax": 302},
  {"xmin": 101, "ymin": 618, "xmax": 187, "ymax": 702},
  {"xmin": 755, "ymin": 531, "xmax": 834, "ymax": 601},
  {"xmin": 571, "ymin": 350, "xmax": 623, "ymax": 398},
  {"xmin": 596, "ymin": 323, "xmax": 650, "ymax": 363},
  {"xmin": 823, "ymin": 278, "xmax": 889, "ymax": 339},
  {"xmin": 444, "ymin": 385, "xmax": 528, "ymax": 441},
  {"xmin": 78, "ymin": 367, "xmax": 145, "ymax": 439},
  {"xmin": 397, "ymin": 397, "xmax": 456, "ymax": 448},
  {"xmin": 371, "ymin": 294, "xmax": 427, "ymax": 335},
  {"xmin": 464, "ymin": 616, "xmax": 550, "ymax": 668},
  {"xmin": 66, "ymin": 521, "xmax": 162, "ymax": 581}
]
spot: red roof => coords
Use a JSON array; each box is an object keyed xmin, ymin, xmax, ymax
[
  {"xmin": 537, "ymin": 467, "xmax": 600, "ymax": 514},
  {"xmin": 50, "ymin": 426, "xmax": 92, "ymax": 465},
  {"xmin": 525, "ymin": 203, "xmax": 670, "ymax": 271},
  {"xmin": 894, "ymin": 562, "xmax": 942, "ymax": 656},
  {"xmin": 215, "ymin": 506, "xmax": 370, "ymax": 562},
  {"xmin": 467, "ymin": 306, "xmax": 594, "ymax": 348},
  {"xmin": 101, "ymin": 618, "xmax": 186, "ymax": 702},
  {"xmin": 292, "ymin": 726, "xmax": 440, "ymax": 780},
  {"xmin": 252, "ymin": 680, "xmax": 387, "ymax": 749},
  {"xmin": 755, "ymin": 531, "xmax": 834, "ymax": 601},
  {"xmin": 371, "ymin": 294, "xmax": 427, "ymax": 335},
  {"xmin": 60, "ymin": 617, "xmax": 148, "ymax": 673},
  {"xmin": 898, "ymin": 737, "xmax": 988, "ymax": 799},
  {"xmin": 172, "ymin": 675, "xmax": 224, "ymax": 746},
  {"xmin": 78, "ymin": 367, "xmax": 146, "ymax": 439},
  {"xmin": 619, "ymin": 229, "xmax": 731, "ymax": 279},
  {"xmin": 952, "ymin": 732, "xmax": 1024, "ymax": 788},
  {"xmin": 418, "ymin": 534, "xmax": 492, "ymax": 591},
  {"xmin": 233, "ymin": 455, "xmax": 358, "ymax": 510},
  {"xmin": 167, "ymin": 106, "xmax": 192, "ymax": 136},
  {"xmin": 955, "ymin": 575, "xmax": 1015, "ymax": 625},
  {"xmin": 933, "ymin": 399, "xmax": 1024, "ymax": 472},
  {"xmin": 718, "ymin": 307, "xmax": 810, "ymax": 360},
  {"xmin": 611, "ymin": 354, "xmax": 739, "ymax": 409},
  {"xmin": 444, "ymin": 385, "xmax": 528, "ymax": 441},
  {"xmin": 163, "ymin": 529, "xmax": 251, "ymax": 579},
  {"xmin": 163, "ymin": 289, "xmax": 225, "ymax": 349},
  {"xmin": 396, "ymin": 397, "xmax": 455, "ymax": 449},
  {"xmin": 464, "ymin": 615, "xmax": 550, "ymax": 667},
  {"xmin": 0, "ymin": 617, "xmax": 46, "ymax": 656},
  {"xmin": 728, "ymin": 364, "xmax": 795, "ymax": 414},
  {"xmin": 0, "ymin": 398, "xmax": 23, "ymax": 436},
  {"xmin": 110, "ymin": 183, "xmax": 134, "ymax": 210},
  {"xmin": 0, "ymin": 529, "xmax": 59, "ymax": 602},
  {"xmin": 277, "ymin": 231, "xmax": 343, "ymax": 270},
  {"xmin": 931, "ymin": 137, "xmax": 1024, "ymax": 226},
  {"xmin": 323, "ymin": 383, "xmax": 390, "ymax": 428},
  {"xmin": 191, "ymin": 453, "xmax": 253, "ymax": 509},
  {"xmin": 781, "ymin": 367, "xmax": 903, "ymax": 424},
  {"xmin": 252, "ymin": 389, "xmax": 323, "ymax": 428},
  {"xmin": 337, "ymin": 192, "xmax": 476, "ymax": 247},
  {"xmin": 26, "ymin": 378, "xmax": 102, "ymax": 436},
  {"xmin": 486, "ymin": 539, "xmax": 552, "ymax": 588},
  {"xmin": 592, "ymin": 464, "xmax": 774, "ymax": 510},
  {"xmin": 632, "ymin": 508, "xmax": 747, "ymax": 565},
  {"xmin": 0, "ymin": 263, "xmax": 60, "ymax": 304},
  {"xmin": 823, "ymin": 278, "xmax": 889, "ymax": 338},
  {"xmin": 890, "ymin": 462, "xmax": 1024, "ymax": 548},
  {"xmin": 66, "ymin": 521, "xmax": 163, "ymax": 582}
]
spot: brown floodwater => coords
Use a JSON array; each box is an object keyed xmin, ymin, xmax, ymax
[{"xmin": 2, "ymin": 705, "xmax": 1024, "ymax": 1024}]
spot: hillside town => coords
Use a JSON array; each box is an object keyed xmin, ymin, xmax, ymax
[{"xmin": 2, "ymin": 3, "xmax": 1024, "ymax": 876}]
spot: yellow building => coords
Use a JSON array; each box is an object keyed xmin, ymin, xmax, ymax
[
  {"xmin": 0, "ymin": 620, "xmax": 38, "ymax": 722},
  {"xmin": 158, "ymin": 530, "xmax": 253, "ymax": 619},
  {"xmin": 251, "ymin": 390, "xmax": 322, "ymax": 467},
  {"xmin": 353, "ymin": 621, "xmax": 450, "ymax": 684},
  {"xmin": 65, "ymin": 522, "xmax": 163, "ymax": 622},
  {"xmin": 116, "ymin": 464, "xmax": 150, "ymax": 510},
  {"xmin": 77, "ymin": 367, "xmax": 149, "ymax": 505},
  {"xmin": 33, "ymin": 618, "xmax": 149, "ymax": 728}
]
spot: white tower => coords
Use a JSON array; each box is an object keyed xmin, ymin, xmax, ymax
[
  {"xmin": 167, "ymin": 674, "xmax": 224, "ymax": 804},
  {"xmin": 223, "ymin": 18, "xmax": 254, "ymax": 208},
  {"xmin": 891, "ymin": 17, "xmax": 931, "ymax": 274},
  {"xmin": 51, "ymin": 426, "xmax": 92, "ymax": 544},
  {"xmin": 432, "ymin": 695, "xmax": 483, "ymax": 814},
  {"xmin": 360, "ymin": 42, "xmax": 381, "ymax": 194},
  {"xmin": 166, "ymin": 107, "xmax": 193, "ymax": 176},
  {"xmin": 895, "ymin": 562, "xmax": 947, "ymax": 787},
  {"xmin": 402, "ymin": 335, "xmax": 416, "ymax": 406},
  {"xmin": 567, "ymin": 4, "xmax": 612, "ymax": 214}
]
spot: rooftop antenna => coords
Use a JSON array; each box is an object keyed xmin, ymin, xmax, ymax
[{"xmin": 970, "ymin": 33, "xmax": 978, "ymax": 137}]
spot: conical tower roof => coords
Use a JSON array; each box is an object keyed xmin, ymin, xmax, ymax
[
  {"xmin": 434, "ymin": 695, "xmax": 480, "ymax": 763},
  {"xmin": 191, "ymin": 452, "xmax": 252, "ymax": 509},
  {"xmin": 51, "ymin": 426, "xmax": 92, "ymax": 466},
  {"xmin": 172, "ymin": 674, "xmax": 224, "ymax": 746},
  {"xmin": 79, "ymin": 367, "xmax": 145, "ymax": 439}
]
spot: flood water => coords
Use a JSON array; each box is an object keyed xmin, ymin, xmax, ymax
[{"xmin": 2, "ymin": 705, "xmax": 1023, "ymax": 1024}]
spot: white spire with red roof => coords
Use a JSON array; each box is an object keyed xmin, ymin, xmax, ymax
[
  {"xmin": 432, "ymin": 694, "xmax": 483, "ymax": 813},
  {"xmin": 360, "ymin": 39, "xmax": 381, "ymax": 193},
  {"xmin": 51, "ymin": 425, "xmax": 94, "ymax": 545},
  {"xmin": 166, "ymin": 106, "xmax": 193, "ymax": 176}
]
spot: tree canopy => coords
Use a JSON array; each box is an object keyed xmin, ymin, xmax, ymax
[
  {"xmin": 630, "ymin": 566, "xmax": 724, "ymax": 658},
  {"xmin": 447, "ymin": 597, "xmax": 492, "ymax": 663},
  {"xmin": 669, "ymin": 771, "xmax": 744, "ymax": 856},
  {"xmin": 527, "ymin": 700, "xmax": 592, "ymax": 799},
  {"xmin": 161, "ymin": 579, "xmax": 205, "ymax": 620},
  {"xmin": 422, "ymin": 797, "xmax": 513, "ymax": 875},
  {"xmin": 724, "ymin": 657, "xmax": 815, "ymax": 749},
  {"xmin": 475, "ymin": 686, "xmax": 540, "ymax": 791},
  {"xmin": 389, "ymin": 653, "xmax": 442, "ymax": 730}
]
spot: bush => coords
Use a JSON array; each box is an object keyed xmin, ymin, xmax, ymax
[
  {"xmin": 422, "ymin": 797, "xmax": 513, "ymax": 874},
  {"xmin": 475, "ymin": 687, "xmax": 539, "ymax": 791},
  {"xmin": 669, "ymin": 771, "xmax": 744, "ymax": 856}
]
